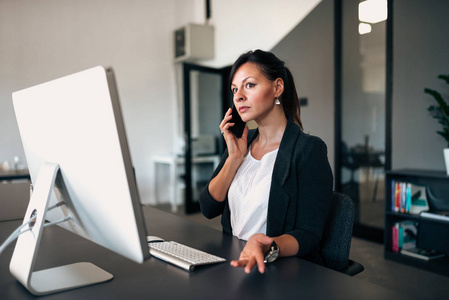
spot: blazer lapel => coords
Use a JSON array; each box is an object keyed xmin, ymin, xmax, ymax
[
  {"xmin": 274, "ymin": 120, "xmax": 301, "ymax": 186},
  {"xmin": 267, "ymin": 120, "xmax": 301, "ymax": 236}
]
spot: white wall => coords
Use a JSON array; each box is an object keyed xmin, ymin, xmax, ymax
[
  {"xmin": 0, "ymin": 0, "xmax": 317, "ymax": 205},
  {"xmin": 0, "ymin": 0, "xmax": 180, "ymax": 204},
  {"xmin": 272, "ymin": 0, "xmax": 335, "ymax": 171},
  {"xmin": 392, "ymin": 0, "xmax": 449, "ymax": 171},
  {"xmin": 4, "ymin": 0, "xmax": 446, "ymax": 207},
  {"xmin": 273, "ymin": 0, "xmax": 449, "ymax": 177},
  {"xmin": 204, "ymin": 0, "xmax": 321, "ymax": 68}
]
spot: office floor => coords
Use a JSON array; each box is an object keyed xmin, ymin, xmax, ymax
[{"xmin": 155, "ymin": 204, "xmax": 449, "ymax": 300}]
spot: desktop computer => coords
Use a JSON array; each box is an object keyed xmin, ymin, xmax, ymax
[{"xmin": 10, "ymin": 66, "xmax": 150, "ymax": 295}]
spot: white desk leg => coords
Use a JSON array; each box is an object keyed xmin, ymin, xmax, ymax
[
  {"xmin": 170, "ymin": 160, "xmax": 177, "ymax": 213},
  {"xmin": 152, "ymin": 161, "xmax": 158, "ymax": 205}
]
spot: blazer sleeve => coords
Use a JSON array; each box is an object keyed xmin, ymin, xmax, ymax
[{"xmin": 287, "ymin": 137, "xmax": 333, "ymax": 257}]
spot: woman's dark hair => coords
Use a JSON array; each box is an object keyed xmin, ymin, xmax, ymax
[{"xmin": 229, "ymin": 49, "xmax": 303, "ymax": 131}]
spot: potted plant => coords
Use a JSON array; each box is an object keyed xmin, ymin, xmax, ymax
[{"xmin": 424, "ymin": 74, "xmax": 449, "ymax": 175}]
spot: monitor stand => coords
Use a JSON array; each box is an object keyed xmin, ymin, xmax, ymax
[{"xmin": 9, "ymin": 162, "xmax": 113, "ymax": 296}]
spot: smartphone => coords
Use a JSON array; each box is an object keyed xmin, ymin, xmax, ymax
[{"xmin": 228, "ymin": 104, "xmax": 246, "ymax": 138}]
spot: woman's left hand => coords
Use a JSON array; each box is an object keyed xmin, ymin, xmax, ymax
[{"xmin": 230, "ymin": 233, "xmax": 273, "ymax": 274}]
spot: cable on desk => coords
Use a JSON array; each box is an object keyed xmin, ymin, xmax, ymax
[
  {"xmin": 0, "ymin": 213, "xmax": 71, "ymax": 256},
  {"xmin": 0, "ymin": 215, "xmax": 36, "ymax": 255}
]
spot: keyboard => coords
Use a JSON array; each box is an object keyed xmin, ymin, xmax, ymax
[{"xmin": 148, "ymin": 241, "xmax": 226, "ymax": 271}]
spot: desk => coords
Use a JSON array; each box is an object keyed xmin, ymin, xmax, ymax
[
  {"xmin": 0, "ymin": 207, "xmax": 407, "ymax": 300},
  {"xmin": 152, "ymin": 155, "xmax": 220, "ymax": 212}
]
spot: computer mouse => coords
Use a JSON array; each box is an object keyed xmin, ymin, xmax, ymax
[{"xmin": 147, "ymin": 236, "xmax": 165, "ymax": 243}]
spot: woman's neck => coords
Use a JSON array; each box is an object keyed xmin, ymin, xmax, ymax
[{"xmin": 251, "ymin": 114, "xmax": 287, "ymax": 159}]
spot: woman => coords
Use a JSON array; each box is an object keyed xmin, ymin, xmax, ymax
[{"xmin": 199, "ymin": 50, "xmax": 333, "ymax": 274}]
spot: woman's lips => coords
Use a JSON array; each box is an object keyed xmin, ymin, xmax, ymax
[{"xmin": 239, "ymin": 106, "xmax": 249, "ymax": 113}]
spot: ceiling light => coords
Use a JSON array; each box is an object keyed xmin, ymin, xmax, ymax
[
  {"xmin": 359, "ymin": 23, "xmax": 372, "ymax": 35},
  {"xmin": 359, "ymin": 0, "xmax": 387, "ymax": 24}
]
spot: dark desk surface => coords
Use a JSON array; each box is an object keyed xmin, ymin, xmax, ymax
[{"xmin": 0, "ymin": 206, "xmax": 408, "ymax": 300}]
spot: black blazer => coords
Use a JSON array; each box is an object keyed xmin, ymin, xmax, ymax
[{"xmin": 199, "ymin": 119, "xmax": 333, "ymax": 258}]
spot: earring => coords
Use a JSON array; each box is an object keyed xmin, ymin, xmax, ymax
[{"xmin": 275, "ymin": 97, "xmax": 281, "ymax": 105}]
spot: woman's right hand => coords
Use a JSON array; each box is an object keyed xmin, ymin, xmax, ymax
[
  {"xmin": 220, "ymin": 108, "xmax": 248, "ymax": 165},
  {"xmin": 207, "ymin": 108, "xmax": 248, "ymax": 202}
]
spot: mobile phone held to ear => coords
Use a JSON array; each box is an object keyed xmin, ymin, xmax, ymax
[{"xmin": 228, "ymin": 105, "xmax": 246, "ymax": 138}]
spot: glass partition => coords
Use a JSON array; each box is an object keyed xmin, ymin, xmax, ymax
[
  {"xmin": 337, "ymin": 0, "xmax": 390, "ymax": 241},
  {"xmin": 183, "ymin": 63, "xmax": 231, "ymax": 213}
]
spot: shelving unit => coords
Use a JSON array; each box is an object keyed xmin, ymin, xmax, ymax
[
  {"xmin": 0, "ymin": 169, "xmax": 30, "ymax": 221},
  {"xmin": 384, "ymin": 169, "xmax": 449, "ymax": 276}
]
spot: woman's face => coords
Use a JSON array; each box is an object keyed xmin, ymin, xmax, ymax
[{"xmin": 230, "ymin": 62, "xmax": 283, "ymax": 123}]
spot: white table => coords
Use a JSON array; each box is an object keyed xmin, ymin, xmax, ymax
[{"xmin": 152, "ymin": 155, "xmax": 220, "ymax": 212}]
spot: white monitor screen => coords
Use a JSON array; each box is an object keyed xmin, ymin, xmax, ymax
[{"xmin": 12, "ymin": 66, "xmax": 149, "ymax": 264}]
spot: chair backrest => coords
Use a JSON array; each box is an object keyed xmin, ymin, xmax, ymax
[{"xmin": 320, "ymin": 192, "xmax": 355, "ymax": 272}]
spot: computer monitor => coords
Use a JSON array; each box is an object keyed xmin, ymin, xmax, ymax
[{"xmin": 10, "ymin": 66, "xmax": 150, "ymax": 295}]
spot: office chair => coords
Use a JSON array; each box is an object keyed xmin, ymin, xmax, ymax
[{"xmin": 320, "ymin": 192, "xmax": 364, "ymax": 276}]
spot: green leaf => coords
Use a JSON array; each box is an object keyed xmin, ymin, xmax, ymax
[
  {"xmin": 424, "ymin": 74, "xmax": 449, "ymax": 145},
  {"xmin": 437, "ymin": 74, "xmax": 449, "ymax": 84},
  {"xmin": 425, "ymin": 88, "xmax": 449, "ymax": 117}
]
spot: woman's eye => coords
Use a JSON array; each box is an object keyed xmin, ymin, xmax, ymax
[
  {"xmin": 245, "ymin": 83, "xmax": 255, "ymax": 88},
  {"xmin": 231, "ymin": 87, "xmax": 238, "ymax": 94}
]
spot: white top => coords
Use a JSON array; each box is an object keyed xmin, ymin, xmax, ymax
[{"xmin": 228, "ymin": 146, "xmax": 279, "ymax": 241}]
